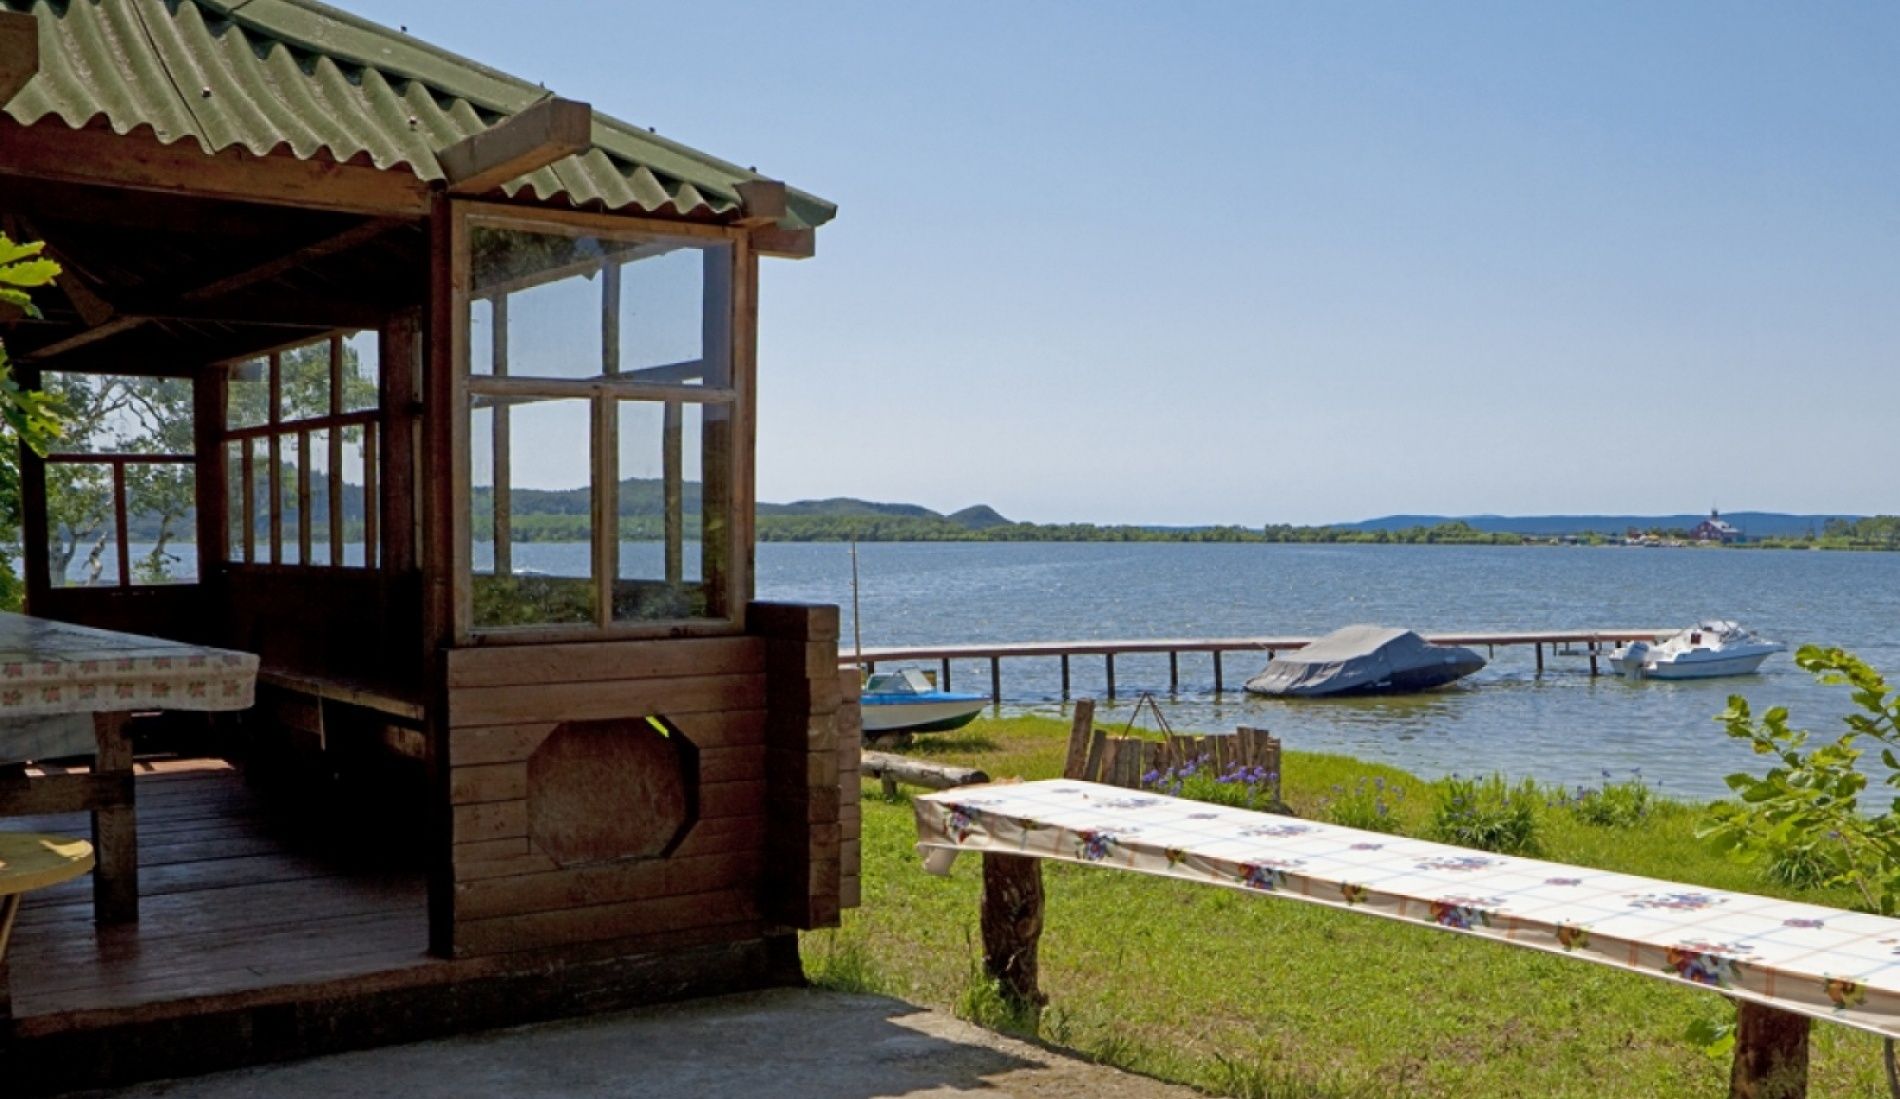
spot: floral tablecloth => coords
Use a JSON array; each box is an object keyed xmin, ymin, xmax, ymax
[
  {"xmin": 0, "ymin": 612, "xmax": 258, "ymax": 762},
  {"xmin": 914, "ymin": 780, "xmax": 1900, "ymax": 1039}
]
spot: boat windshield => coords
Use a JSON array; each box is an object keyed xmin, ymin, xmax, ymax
[{"xmin": 864, "ymin": 669, "xmax": 936, "ymax": 695}]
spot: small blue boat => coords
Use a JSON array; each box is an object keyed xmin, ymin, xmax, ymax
[{"xmin": 861, "ymin": 669, "xmax": 989, "ymax": 735}]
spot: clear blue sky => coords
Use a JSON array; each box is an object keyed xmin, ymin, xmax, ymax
[{"xmin": 363, "ymin": 0, "xmax": 1899, "ymax": 525}]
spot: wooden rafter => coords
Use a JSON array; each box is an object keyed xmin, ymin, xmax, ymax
[
  {"xmin": 440, "ymin": 98, "xmax": 593, "ymax": 197},
  {"xmin": 753, "ymin": 226, "xmax": 814, "ymax": 260},
  {"xmin": 0, "ymin": 11, "xmax": 38, "ymax": 104},
  {"xmin": 0, "ymin": 119, "xmax": 430, "ymax": 216},
  {"xmin": 22, "ymin": 218, "xmax": 405, "ymax": 362},
  {"xmin": 733, "ymin": 180, "xmax": 788, "ymax": 228}
]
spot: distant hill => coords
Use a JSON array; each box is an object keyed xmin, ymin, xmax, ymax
[
  {"xmin": 1335, "ymin": 513, "xmax": 1862, "ymax": 538},
  {"xmin": 946, "ymin": 505, "xmax": 1012, "ymax": 530}
]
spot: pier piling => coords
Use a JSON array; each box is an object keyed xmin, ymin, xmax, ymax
[{"xmin": 849, "ymin": 630, "xmax": 1666, "ymax": 700}]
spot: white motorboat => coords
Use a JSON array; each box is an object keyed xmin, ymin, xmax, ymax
[
  {"xmin": 861, "ymin": 669, "xmax": 989, "ymax": 735},
  {"xmin": 1608, "ymin": 621, "xmax": 1785, "ymax": 680}
]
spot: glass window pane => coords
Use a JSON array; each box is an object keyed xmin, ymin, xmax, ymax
[
  {"xmin": 307, "ymin": 428, "xmax": 331, "ymax": 567},
  {"xmin": 227, "ymin": 358, "xmax": 269, "ymax": 430},
  {"xmin": 279, "ymin": 341, "xmax": 332, "ymax": 423},
  {"xmin": 469, "ymin": 298, "xmax": 495, "ymax": 377},
  {"xmin": 226, "ymin": 441, "xmax": 244, "ymax": 563},
  {"xmin": 616, "ymin": 245, "xmax": 731, "ymax": 386},
  {"xmin": 45, "ymin": 374, "xmax": 193, "ymax": 455},
  {"xmin": 468, "ymin": 225, "xmax": 730, "ymax": 386},
  {"xmin": 614, "ymin": 400, "xmax": 726, "ymax": 622},
  {"xmin": 470, "ymin": 396, "xmax": 594, "ymax": 628},
  {"xmin": 340, "ymin": 332, "xmax": 380, "ymax": 413},
  {"xmin": 45, "ymin": 462, "xmax": 114, "ymax": 587},
  {"xmin": 279, "ymin": 433, "xmax": 305, "ymax": 566},
  {"xmin": 248, "ymin": 437, "xmax": 269, "ymax": 563},
  {"xmin": 340, "ymin": 425, "xmax": 371, "ymax": 567},
  {"xmin": 124, "ymin": 461, "xmax": 198, "ymax": 584}
]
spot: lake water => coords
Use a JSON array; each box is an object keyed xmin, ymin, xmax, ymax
[
  {"xmin": 752, "ymin": 541, "xmax": 1900, "ymax": 802},
  {"xmin": 60, "ymin": 539, "xmax": 1899, "ymax": 800}
]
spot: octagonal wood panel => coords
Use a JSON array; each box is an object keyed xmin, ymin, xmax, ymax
[{"xmin": 527, "ymin": 716, "xmax": 698, "ymax": 866}]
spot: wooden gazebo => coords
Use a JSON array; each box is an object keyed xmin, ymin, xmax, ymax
[{"xmin": 0, "ymin": 1, "xmax": 856, "ymax": 1090}]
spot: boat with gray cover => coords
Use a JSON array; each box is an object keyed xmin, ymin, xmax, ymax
[{"xmin": 1243, "ymin": 625, "xmax": 1487, "ymax": 697}]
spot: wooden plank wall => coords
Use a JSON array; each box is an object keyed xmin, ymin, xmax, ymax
[
  {"xmin": 751, "ymin": 602, "xmax": 845, "ymax": 931},
  {"xmin": 839, "ymin": 669, "xmax": 861, "ymax": 910},
  {"xmin": 223, "ymin": 568, "xmax": 421, "ymax": 691},
  {"xmin": 443, "ymin": 635, "xmax": 774, "ymax": 956}
]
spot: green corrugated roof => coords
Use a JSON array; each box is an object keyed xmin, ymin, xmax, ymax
[{"xmin": 1, "ymin": 0, "xmax": 834, "ymax": 228}]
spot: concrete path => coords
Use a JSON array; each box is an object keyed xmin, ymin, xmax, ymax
[{"xmin": 83, "ymin": 988, "xmax": 1202, "ymax": 1099}]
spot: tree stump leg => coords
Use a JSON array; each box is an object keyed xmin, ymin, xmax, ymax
[
  {"xmin": 1730, "ymin": 1001, "xmax": 1809, "ymax": 1099},
  {"xmin": 980, "ymin": 852, "xmax": 1046, "ymax": 1010}
]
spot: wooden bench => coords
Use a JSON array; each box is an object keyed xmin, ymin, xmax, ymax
[
  {"xmin": 915, "ymin": 707, "xmax": 1887, "ymax": 1099},
  {"xmin": 254, "ymin": 667, "xmax": 427, "ymax": 762}
]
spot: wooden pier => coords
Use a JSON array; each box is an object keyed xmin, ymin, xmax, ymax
[{"xmin": 846, "ymin": 630, "xmax": 1671, "ymax": 700}]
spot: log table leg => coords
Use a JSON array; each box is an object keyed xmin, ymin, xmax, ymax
[
  {"xmin": 0, "ymin": 892, "xmax": 18, "ymax": 1030},
  {"xmin": 1729, "ymin": 1001, "xmax": 1809, "ymax": 1099},
  {"xmin": 980, "ymin": 852, "xmax": 1047, "ymax": 1010},
  {"xmin": 91, "ymin": 711, "xmax": 138, "ymax": 924}
]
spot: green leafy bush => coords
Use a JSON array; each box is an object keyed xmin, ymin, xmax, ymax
[
  {"xmin": 1551, "ymin": 772, "xmax": 1654, "ymax": 828},
  {"xmin": 1144, "ymin": 755, "xmax": 1283, "ymax": 813},
  {"xmin": 1320, "ymin": 775, "xmax": 1406, "ymax": 833},
  {"xmin": 1428, "ymin": 773, "xmax": 1542, "ymax": 855},
  {"xmin": 1700, "ymin": 645, "xmax": 1900, "ymax": 914}
]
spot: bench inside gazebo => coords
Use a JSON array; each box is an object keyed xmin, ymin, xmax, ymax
[{"xmin": 0, "ymin": 1, "xmax": 858, "ymax": 1092}]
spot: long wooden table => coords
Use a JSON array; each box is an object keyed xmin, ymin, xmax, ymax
[
  {"xmin": 0, "ymin": 613, "xmax": 257, "ymax": 923},
  {"xmin": 915, "ymin": 780, "xmax": 1900, "ymax": 1093}
]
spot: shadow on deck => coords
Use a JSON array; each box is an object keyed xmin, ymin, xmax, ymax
[{"xmin": 0, "ymin": 761, "xmax": 797, "ymax": 1095}]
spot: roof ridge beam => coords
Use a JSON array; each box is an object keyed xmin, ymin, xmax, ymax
[{"xmin": 439, "ymin": 97, "xmax": 593, "ymax": 197}]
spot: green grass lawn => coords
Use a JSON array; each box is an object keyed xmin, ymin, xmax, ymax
[{"xmin": 802, "ymin": 715, "xmax": 1891, "ymax": 1098}]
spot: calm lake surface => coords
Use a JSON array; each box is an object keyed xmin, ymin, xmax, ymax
[
  {"xmin": 754, "ymin": 541, "xmax": 1900, "ymax": 801},
  {"xmin": 74, "ymin": 539, "xmax": 1898, "ymax": 800}
]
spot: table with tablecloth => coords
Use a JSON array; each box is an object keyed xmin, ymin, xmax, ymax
[
  {"xmin": 0, "ymin": 612, "xmax": 257, "ymax": 922},
  {"xmin": 915, "ymin": 779, "xmax": 1900, "ymax": 1040}
]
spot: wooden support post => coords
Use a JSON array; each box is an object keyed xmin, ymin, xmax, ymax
[
  {"xmin": 941, "ymin": 658, "xmax": 951, "ymax": 690},
  {"xmin": 1062, "ymin": 698, "xmax": 1096, "ymax": 780},
  {"xmin": 91, "ymin": 711, "xmax": 137, "ymax": 924},
  {"xmin": 663, "ymin": 402, "xmax": 683, "ymax": 584},
  {"xmin": 981, "ymin": 852, "xmax": 1046, "ymax": 1010},
  {"xmin": 1589, "ymin": 642, "xmax": 1600, "ymax": 677},
  {"xmin": 990, "ymin": 656, "xmax": 1001, "ymax": 703},
  {"xmin": 1105, "ymin": 653, "xmax": 1116, "ymax": 699},
  {"xmin": 1729, "ymin": 1001, "xmax": 1809, "ymax": 1099},
  {"xmin": 1169, "ymin": 651, "xmax": 1179, "ymax": 693},
  {"xmin": 1213, "ymin": 651, "xmax": 1224, "ymax": 693},
  {"xmin": 1060, "ymin": 654, "xmax": 1070, "ymax": 699},
  {"xmin": 1536, "ymin": 642, "xmax": 1544, "ymax": 674},
  {"xmin": 110, "ymin": 461, "xmax": 130, "ymax": 586}
]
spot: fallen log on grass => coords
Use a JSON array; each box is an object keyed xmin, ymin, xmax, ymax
[{"xmin": 861, "ymin": 751, "xmax": 989, "ymax": 797}]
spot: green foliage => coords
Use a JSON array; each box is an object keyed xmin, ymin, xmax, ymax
[
  {"xmin": 1143, "ymin": 754, "xmax": 1283, "ymax": 812},
  {"xmin": 470, "ymin": 574, "xmax": 595, "ymax": 627},
  {"xmin": 1428, "ymin": 773, "xmax": 1543, "ymax": 855},
  {"xmin": 0, "ymin": 236, "xmax": 66, "ymax": 609},
  {"xmin": 1551, "ymin": 772, "xmax": 1654, "ymax": 828},
  {"xmin": 1320, "ymin": 775, "xmax": 1407, "ymax": 833},
  {"xmin": 1700, "ymin": 645, "xmax": 1900, "ymax": 914}
]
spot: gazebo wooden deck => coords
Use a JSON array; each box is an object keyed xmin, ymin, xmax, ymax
[{"xmin": 0, "ymin": 1, "xmax": 857, "ymax": 1091}]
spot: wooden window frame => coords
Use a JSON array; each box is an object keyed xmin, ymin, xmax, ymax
[
  {"xmin": 449, "ymin": 202, "xmax": 756, "ymax": 644},
  {"xmin": 37, "ymin": 449, "xmax": 197, "ymax": 590},
  {"xmin": 222, "ymin": 332, "xmax": 383, "ymax": 572}
]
